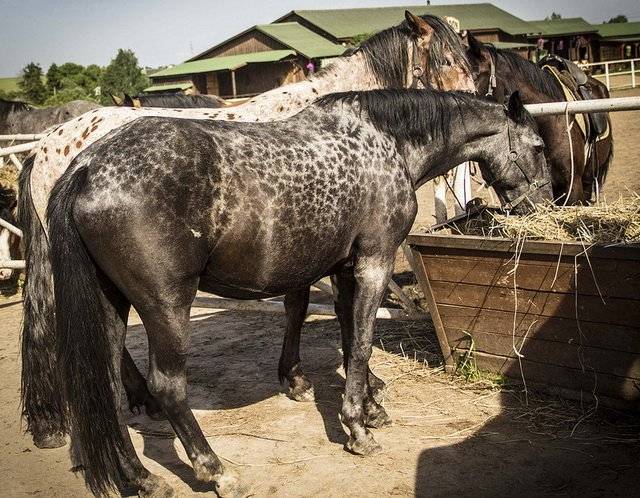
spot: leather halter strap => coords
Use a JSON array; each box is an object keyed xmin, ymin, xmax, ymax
[
  {"xmin": 485, "ymin": 51, "xmax": 497, "ymax": 97},
  {"xmin": 410, "ymin": 39, "xmax": 431, "ymax": 89}
]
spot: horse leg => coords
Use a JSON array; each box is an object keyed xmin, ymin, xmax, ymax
[
  {"xmin": 332, "ymin": 266, "xmax": 387, "ymax": 406},
  {"xmin": 139, "ymin": 297, "xmax": 242, "ymax": 497},
  {"xmin": 121, "ymin": 347, "xmax": 164, "ymax": 420},
  {"xmin": 278, "ymin": 288, "xmax": 315, "ymax": 401},
  {"xmin": 341, "ymin": 254, "xmax": 394, "ymax": 455}
]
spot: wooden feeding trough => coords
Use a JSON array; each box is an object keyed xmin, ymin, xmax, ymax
[{"xmin": 407, "ymin": 232, "xmax": 640, "ymax": 409}]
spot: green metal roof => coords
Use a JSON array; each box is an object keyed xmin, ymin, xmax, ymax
[
  {"xmin": 256, "ymin": 22, "xmax": 347, "ymax": 59},
  {"xmin": 151, "ymin": 50, "xmax": 296, "ymax": 78},
  {"xmin": 528, "ymin": 18, "xmax": 597, "ymax": 37},
  {"xmin": 594, "ymin": 22, "xmax": 640, "ymax": 40},
  {"xmin": 143, "ymin": 82, "xmax": 193, "ymax": 93},
  {"xmin": 279, "ymin": 3, "xmax": 534, "ymax": 38}
]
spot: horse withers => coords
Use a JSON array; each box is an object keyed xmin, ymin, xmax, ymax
[
  {"xmin": 20, "ymin": 11, "xmax": 476, "ymax": 451},
  {"xmin": 47, "ymin": 89, "xmax": 551, "ymax": 497}
]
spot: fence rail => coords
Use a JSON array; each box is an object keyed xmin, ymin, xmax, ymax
[{"xmin": 579, "ymin": 57, "xmax": 640, "ymax": 91}]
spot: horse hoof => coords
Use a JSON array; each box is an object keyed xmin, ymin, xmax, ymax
[
  {"xmin": 288, "ymin": 384, "xmax": 315, "ymax": 402},
  {"xmin": 33, "ymin": 431, "xmax": 67, "ymax": 449},
  {"xmin": 215, "ymin": 470, "xmax": 250, "ymax": 498},
  {"xmin": 365, "ymin": 409, "xmax": 392, "ymax": 429},
  {"xmin": 345, "ymin": 433, "xmax": 382, "ymax": 456},
  {"xmin": 138, "ymin": 474, "xmax": 174, "ymax": 498}
]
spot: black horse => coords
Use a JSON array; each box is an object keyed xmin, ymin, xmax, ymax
[
  {"xmin": 0, "ymin": 98, "xmax": 100, "ymax": 134},
  {"xmin": 47, "ymin": 88, "xmax": 551, "ymax": 497},
  {"xmin": 464, "ymin": 34, "xmax": 614, "ymax": 204},
  {"xmin": 111, "ymin": 92, "xmax": 227, "ymax": 108}
]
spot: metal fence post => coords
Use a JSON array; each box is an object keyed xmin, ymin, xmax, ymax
[
  {"xmin": 605, "ymin": 62, "xmax": 610, "ymax": 90},
  {"xmin": 632, "ymin": 60, "xmax": 636, "ymax": 89}
]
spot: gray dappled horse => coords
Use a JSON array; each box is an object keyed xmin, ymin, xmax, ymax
[
  {"xmin": 47, "ymin": 89, "xmax": 551, "ymax": 497},
  {"xmin": 464, "ymin": 34, "xmax": 614, "ymax": 204},
  {"xmin": 20, "ymin": 11, "xmax": 476, "ymax": 451},
  {"xmin": 0, "ymin": 98, "xmax": 100, "ymax": 134}
]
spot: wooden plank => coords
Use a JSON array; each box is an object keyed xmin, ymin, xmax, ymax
[
  {"xmin": 447, "ymin": 328, "xmax": 640, "ymax": 379},
  {"xmin": 410, "ymin": 247, "xmax": 454, "ymax": 369},
  {"xmin": 453, "ymin": 350, "xmax": 640, "ymax": 403},
  {"xmin": 421, "ymin": 252, "xmax": 640, "ymax": 300},
  {"xmin": 438, "ymin": 304, "xmax": 640, "ymax": 354},
  {"xmin": 408, "ymin": 233, "xmax": 640, "ymax": 261},
  {"xmin": 428, "ymin": 280, "xmax": 640, "ymax": 327}
]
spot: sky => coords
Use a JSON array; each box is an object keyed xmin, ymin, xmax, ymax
[{"xmin": 2, "ymin": 0, "xmax": 639, "ymax": 77}]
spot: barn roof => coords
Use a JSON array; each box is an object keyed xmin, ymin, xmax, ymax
[
  {"xmin": 143, "ymin": 82, "xmax": 193, "ymax": 93},
  {"xmin": 528, "ymin": 18, "xmax": 597, "ymax": 37},
  {"xmin": 256, "ymin": 23, "xmax": 347, "ymax": 59},
  {"xmin": 594, "ymin": 21, "xmax": 640, "ymax": 41},
  {"xmin": 151, "ymin": 50, "xmax": 296, "ymax": 78},
  {"xmin": 276, "ymin": 3, "xmax": 534, "ymax": 39}
]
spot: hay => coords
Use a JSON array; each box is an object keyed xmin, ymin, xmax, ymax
[
  {"xmin": 0, "ymin": 164, "xmax": 19, "ymax": 190},
  {"xmin": 455, "ymin": 196, "xmax": 640, "ymax": 245}
]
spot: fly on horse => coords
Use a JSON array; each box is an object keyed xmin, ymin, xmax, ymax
[
  {"xmin": 0, "ymin": 98, "xmax": 100, "ymax": 134},
  {"xmin": 463, "ymin": 33, "xmax": 613, "ymax": 204},
  {"xmin": 48, "ymin": 88, "xmax": 551, "ymax": 497},
  {"xmin": 111, "ymin": 92, "xmax": 227, "ymax": 108},
  {"xmin": 20, "ymin": 12, "xmax": 476, "ymax": 450}
]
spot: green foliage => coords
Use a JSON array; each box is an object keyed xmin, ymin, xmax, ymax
[
  {"xmin": 99, "ymin": 49, "xmax": 149, "ymax": 105},
  {"xmin": 606, "ymin": 15, "xmax": 628, "ymax": 24},
  {"xmin": 46, "ymin": 63, "xmax": 63, "ymax": 93},
  {"xmin": 18, "ymin": 63, "xmax": 49, "ymax": 104},
  {"xmin": 545, "ymin": 12, "xmax": 562, "ymax": 21},
  {"xmin": 351, "ymin": 32, "xmax": 373, "ymax": 46},
  {"xmin": 43, "ymin": 86, "xmax": 96, "ymax": 106}
]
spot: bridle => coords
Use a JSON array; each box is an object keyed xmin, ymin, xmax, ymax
[
  {"xmin": 410, "ymin": 39, "xmax": 431, "ymax": 89},
  {"xmin": 502, "ymin": 114, "xmax": 550, "ymax": 211},
  {"xmin": 484, "ymin": 50, "xmax": 497, "ymax": 97}
]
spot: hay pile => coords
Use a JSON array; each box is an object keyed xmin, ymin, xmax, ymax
[{"xmin": 456, "ymin": 196, "xmax": 640, "ymax": 245}]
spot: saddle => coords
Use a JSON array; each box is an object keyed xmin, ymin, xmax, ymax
[{"xmin": 538, "ymin": 54, "xmax": 608, "ymax": 138}]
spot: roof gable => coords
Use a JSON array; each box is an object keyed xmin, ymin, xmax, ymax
[{"xmin": 277, "ymin": 3, "xmax": 533, "ymax": 39}]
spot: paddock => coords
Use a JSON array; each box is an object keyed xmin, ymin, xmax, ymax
[{"xmin": 0, "ymin": 87, "xmax": 639, "ymax": 497}]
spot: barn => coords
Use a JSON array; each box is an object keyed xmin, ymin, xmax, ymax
[
  {"xmin": 527, "ymin": 17, "xmax": 599, "ymax": 63},
  {"xmin": 593, "ymin": 21, "xmax": 640, "ymax": 61}
]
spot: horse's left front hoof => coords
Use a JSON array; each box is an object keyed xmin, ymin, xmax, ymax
[
  {"xmin": 215, "ymin": 470, "xmax": 250, "ymax": 498},
  {"xmin": 345, "ymin": 432, "xmax": 382, "ymax": 456}
]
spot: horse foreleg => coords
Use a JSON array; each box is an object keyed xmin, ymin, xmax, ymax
[
  {"xmin": 332, "ymin": 265, "xmax": 387, "ymax": 406},
  {"xmin": 278, "ymin": 287, "xmax": 314, "ymax": 401}
]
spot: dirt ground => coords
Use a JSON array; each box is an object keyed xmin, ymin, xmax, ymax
[{"xmin": 1, "ymin": 88, "xmax": 639, "ymax": 497}]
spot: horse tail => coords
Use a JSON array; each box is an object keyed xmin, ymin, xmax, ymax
[
  {"xmin": 47, "ymin": 164, "xmax": 126, "ymax": 496},
  {"xmin": 18, "ymin": 154, "xmax": 67, "ymax": 448}
]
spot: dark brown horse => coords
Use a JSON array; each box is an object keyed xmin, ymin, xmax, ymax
[
  {"xmin": 111, "ymin": 92, "xmax": 227, "ymax": 108},
  {"xmin": 464, "ymin": 34, "xmax": 613, "ymax": 204}
]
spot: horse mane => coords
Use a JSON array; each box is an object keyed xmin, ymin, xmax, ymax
[
  {"xmin": 136, "ymin": 93, "xmax": 225, "ymax": 108},
  {"xmin": 317, "ymin": 88, "xmax": 486, "ymax": 145},
  {"xmin": 318, "ymin": 15, "xmax": 470, "ymax": 89},
  {"xmin": 0, "ymin": 98, "xmax": 32, "ymax": 120},
  {"xmin": 471, "ymin": 37, "xmax": 565, "ymax": 101}
]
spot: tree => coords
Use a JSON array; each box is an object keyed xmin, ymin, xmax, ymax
[
  {"xmin": 46, "ymin": 63, "xmax": 63, "ymax": 94},
  {"xmin": 545, "ymin": 12, "xmax": 562, "ymax": 20},
  {"xmin": 606, "ymin": 15, "xmax": 628, "ymax": 23},
  {"xmin": 18, "ymin": 63, "xmax": 49, "ymax": 104},
  {"xmin": 99, "ymin": 49, "xmax": 149, "ymax": 105}
]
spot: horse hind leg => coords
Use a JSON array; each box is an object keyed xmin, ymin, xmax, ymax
[
  {"xmin": 278, "ymin": 288, "xmax": 315, "ymax": 401},
  {"xmin": 138, "ymin": 292, "xmax": 245, "ymax": 497},
  {"xmin": 121, "ymin": 347, "xmax": 165, "ymax": 420}
]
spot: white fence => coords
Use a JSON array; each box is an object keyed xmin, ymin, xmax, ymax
[{"xmin": 579, "ymin": 57, "xmax": 640, "ymax": 91}]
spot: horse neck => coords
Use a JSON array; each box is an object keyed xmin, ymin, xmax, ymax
[
  {"xmin": 495, "ymin": 59, "xmax": 561, "ymax": 105},
  {"xmin": 228, "ymin": 53, "xmax": 381, "ymax": 120},
  {"xmin": 406, "ymin": 102, "xmax": 504, "ymax": 187}
]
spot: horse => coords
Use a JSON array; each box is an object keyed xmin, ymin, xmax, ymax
[
  {"xmin": 47, "ymin": 88, "xmax": 552, "ymax": 497},
  {"xmin": 0, "ymin": 98, "xmax": 101, "ymax": 135},
  {"xmin": 0, "ymin": 184, "xmax": 19, "ymax": 281},
  {"xmin": 111, "ymin": 92, "xmax": 228, "ymax": 108},
  {"xmin": 20, "ymin": 11, "xmax": 475, "ymax": 450},
  {"xmin": 463, "ymin": 34, "xmax": 613, "ymax": 204}
]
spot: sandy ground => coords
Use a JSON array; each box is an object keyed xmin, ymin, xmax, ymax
[{"xmin": 1, "ymin": 88, "xmax": 639, "ymax": 497}]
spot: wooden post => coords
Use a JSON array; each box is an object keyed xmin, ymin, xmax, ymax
[
  {"xmin": 632, "ymin": 59, "xmax": 636, "ymax": 89},
  {"xmin": 452, "ymin": 162, "xmax": 471, "ymax": 216},
  {"xmin": 231, "ymin": 70, "xmax": 237, "ymax": 98},
  {"xmin": 0, "ymin": 218, "xmax": 22, "ymax": 238},
  {"xmin": 605, "ymin": 61, "xmax": 611, "ymax": 90}
]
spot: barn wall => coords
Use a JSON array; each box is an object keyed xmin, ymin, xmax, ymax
[
  {"xmin": 216, "ymin": 59, "xmax": 304, "ymax": 97},
  {"xmin": 196, "ymin": 31, "xmax": 285, "ymax": 59}
]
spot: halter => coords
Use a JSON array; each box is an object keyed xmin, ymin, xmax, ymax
[
  {"xmin": 410, "ymin": 39, "xmax": 431, "ymax": 89},
  {"xmin": 485, "ymin": 50, "xmax": 497, "ymax": 97},
  {"xmin": 502, "ymin": 115, "xmax": 551, "ymax": 211}
]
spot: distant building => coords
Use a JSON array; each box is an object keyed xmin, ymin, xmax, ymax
[
  {"xmin": 527, "ymin": 18, "xmax": 598, "ymax": 63},
  {"xmin": 593, "ymin": 21, "xmax": 640, "ymax": 61}
]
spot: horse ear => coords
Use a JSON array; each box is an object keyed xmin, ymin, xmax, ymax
[
  {"xmin": 506, "ymin": 91, "xmax": 528, "ymax": 124},
  {"xmin": 466, "ymin": 33, "xmax": 484, "ymax": 59},
  {"xmin": 405, "ymin": 11, "xmax": 434, "ymax": 41},
  {"xmin": 110, "ymin": 94, "xmax": 123, "ymax": 106},
  {"xmin": 123, "ymin": 94, "xmax": 135, "ymax": 107}
]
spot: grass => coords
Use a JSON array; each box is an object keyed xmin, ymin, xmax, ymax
[{"xmin": 0, "ymin": 77, "xmax": 20, "ymax": 93}]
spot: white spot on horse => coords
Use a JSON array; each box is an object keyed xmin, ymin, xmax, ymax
[{"xmin": 190, "ymin": 229, "xmax": 202, "ymax": 238}]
